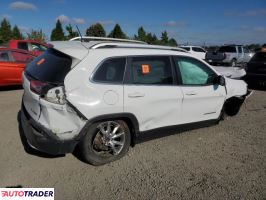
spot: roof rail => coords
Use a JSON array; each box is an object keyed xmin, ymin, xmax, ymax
[
  {"xmin": 69, "ymin": 36, "xmax": 146, "ymax": 44},
  {"xmin": 90, "ymin": 42, "xmax": 188, "ymax": 52}
]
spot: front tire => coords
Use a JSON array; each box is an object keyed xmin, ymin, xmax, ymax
[{"xmin": 79, "ymin": 120, "xmax": 131, "ymax": 165}]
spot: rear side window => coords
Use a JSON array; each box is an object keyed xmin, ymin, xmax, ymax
[
  {"xmin": 93, "ymin": 58, "xmax": 126, "ymax": 83},
  {"xmin": 250, "ymin": 52, "xmax": 266, "ymax": 62},
  {"xmin": 18, "ymin": 42, "xmax": 28, "ymax": 51},
  {"xmin": 218, "ymin": 46, "xmax": 236, "ymax": 53},
  {"xmin": 130, "ymin": 56, "xmax": 173, "ymax": 85},
  {"xmin": 26, "ymin": 48, "xmax": 72, "ymax": 84}
]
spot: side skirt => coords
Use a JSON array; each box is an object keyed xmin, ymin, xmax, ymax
[{"xmin": 135, "ymin": 119, "xmax": 219, "ymax": 144}]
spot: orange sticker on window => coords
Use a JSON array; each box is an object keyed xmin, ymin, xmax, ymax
[
  {"xmin": 142, "ymin": 64, "xmax": 150, "ymax": 74},
  {"xmin": 37, "ymin": 58, "xmax": 45, "ymax": 66}
]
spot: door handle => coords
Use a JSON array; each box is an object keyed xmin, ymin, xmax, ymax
[
  {"xmin": 185, "ymin": 91, "xmax": 197, "ymax": 96},
  {"xmin": 128, "ymin": 92, "xmax": 145, "ymax": 98}
]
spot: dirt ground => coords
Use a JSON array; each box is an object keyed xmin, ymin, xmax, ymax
[{"xmin": 0, "ymin": 88, "xmax": 265, "ymax": 200}]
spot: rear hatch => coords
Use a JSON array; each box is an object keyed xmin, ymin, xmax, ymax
[
  {"xmin": 22, "ymin": 43, "xmax": 88, "ymax": 139},
  {"xmin": 23, "ymin": 48, "xmax": 72, "ymax": 121}
]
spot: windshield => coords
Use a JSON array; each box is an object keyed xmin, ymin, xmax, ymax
[
  {"xmin": 25, "ymin": 48, "xmax": 72, "ymax": 84},
  {"xmin": 250, "ymin": 52, "xmax": 266, "ymax": 62}
]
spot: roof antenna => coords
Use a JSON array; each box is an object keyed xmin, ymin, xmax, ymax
[{"xmin": 76, "ymin": 25, "xmax": 83, "ymax": 42}]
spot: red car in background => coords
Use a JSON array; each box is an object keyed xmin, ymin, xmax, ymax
[
  {"xmin": 0, "ymin": 48, "xmax": 36, "ymax": 86},
  {"xmin": 9, "ymin": 40, "xmax": 51, "ymax": 56}
]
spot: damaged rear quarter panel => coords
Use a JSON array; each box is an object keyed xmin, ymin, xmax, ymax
[{"xmin": 38, "ymin": 98, "xmax": 87, "ymax": 140}]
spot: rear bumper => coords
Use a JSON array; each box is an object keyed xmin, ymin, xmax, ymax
[{"xmin": 20, "ymin": 103, "xmax": 78, "ymax": 155}]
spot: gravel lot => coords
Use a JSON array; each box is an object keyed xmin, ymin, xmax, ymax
[{"xmin": 0, "ymin": 88, "xmax": 265, "ymax": 200}]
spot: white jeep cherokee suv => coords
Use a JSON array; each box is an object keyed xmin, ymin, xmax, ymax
[{"xmin": 20, "ymin": 40, "xmax": 249, "ymax": 165}]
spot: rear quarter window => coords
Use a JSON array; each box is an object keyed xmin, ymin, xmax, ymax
[
  {"xmin": 92, "ymin": 58, "xmax": 126, "ymax": 84},
  {"xmin": 25, "ymin": 48, "xmax": 72, "ymax": 84}
]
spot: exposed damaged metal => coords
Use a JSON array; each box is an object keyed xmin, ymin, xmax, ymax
[{"xmin": 37, "ymin": 87, "xmax": 87, "ymax": 140}]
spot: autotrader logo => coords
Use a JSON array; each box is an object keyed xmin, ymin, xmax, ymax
[{"xmin": 0, "ymin": 188, "xmax": 54, "ymax": 200}]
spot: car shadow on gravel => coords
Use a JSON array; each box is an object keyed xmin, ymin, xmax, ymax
[
  {"xmin": 17, "ymin": 111, "xmax": 65, "ymax": 159},
  {"xmin": 0, "ymin": 85, "xmax": 23, "ymax": 92}
]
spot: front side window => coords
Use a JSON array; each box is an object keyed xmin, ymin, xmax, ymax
[
  {"xmin": 130, "ymin": 56, "xmax": 173, "ymax": 85},
  {"xmin": 93, "ymin": 57, "xmax": 126, "ymax": 83},
  {"xmin": 174, "ymin": 56, "xmax": 216, "ymax": 85},
  {"xmin": 238, "ymin": 46, "xmax": 243, "ymax": 53}
]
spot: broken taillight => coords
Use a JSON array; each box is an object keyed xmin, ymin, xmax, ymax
[{"xmin": 30, "ymin": 80, "xmax": 52, "ymax": 96}]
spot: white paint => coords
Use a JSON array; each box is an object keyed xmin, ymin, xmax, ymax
[{"xmin": 22, "ymin": 42, "xmax": 249, "ymax": 141}]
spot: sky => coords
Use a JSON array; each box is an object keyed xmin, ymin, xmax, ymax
[{"xmin": 0, "ymin": 0, "xmax": 266, "ymax": 45}]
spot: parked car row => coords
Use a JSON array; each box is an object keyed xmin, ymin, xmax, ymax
[
  {"xmin": 0, "ymin": 40, "xmax": 50, "ymax": 86},
  {"xmin": 0, "ymin": 48, "xmax": 35, "ymax": 86},
  {"xmin": 205, "ymin": 45, "xmax": 254, "ymax": 67}
]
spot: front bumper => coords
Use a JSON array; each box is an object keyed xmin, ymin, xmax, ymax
[{"xmin": 20, "ymin": 104, "xmax": 78, "ymax": 155}]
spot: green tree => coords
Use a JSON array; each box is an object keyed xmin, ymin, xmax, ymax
[
  {"xmin": 108, "ymin": 24, "xmax": 127, "ymax": 39},
  {"xmin": 27, "ymin": 29, "xmax": 46, "ymax": 42},
  {"xmin": 168, "ymin": 38, "xmax": 178, "ymax": 46},
  {"xmin": 134, "ymin": 26, "xmax": 146, "ymax": 42},
  {"xmin": 86, "ymin": 23, "xmax": 106, "ymax": 37},
  {"xmin": 0, "ymin": 18, "xmax": 12, "ymax": 43},
  {"xmin": 160, "ymin": 31, "xmax": 169, "ymax": 45},
  {"xmin": 146, "ymin": 33, "xmax": 159, "ymax": 45},
  {"xmin": 12, "ymin": 25, "xmax": 23, "ymax": 40},
  {"xmin": 50, "ymin": 20, "xmax": 65, "ymax": 41},
  {"xmin": 65, "ymin": 24, "xmax": 78, "ymax": 40}
]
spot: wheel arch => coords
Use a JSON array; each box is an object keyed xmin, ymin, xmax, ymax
[
  {"xmin": 224, "ymin": 96, "xmax": 245, "ymax": 116},
  {"xmin": 77, "ymin": 113, "xmax": 140, "ymax": 147}
]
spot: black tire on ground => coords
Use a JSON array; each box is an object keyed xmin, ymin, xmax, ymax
[{"xmin": 79, "ymin": 120, "xmax": 131, "ymax": 166}]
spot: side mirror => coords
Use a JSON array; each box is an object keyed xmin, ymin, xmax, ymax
[{"xmin": 213, "ymin": 75, "xmax": 226, "ymax": 86}]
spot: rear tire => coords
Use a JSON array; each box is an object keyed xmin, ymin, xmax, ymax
[{"xmin": 79, "ymin": 120, "xmax": 131, "ymax": 165}]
